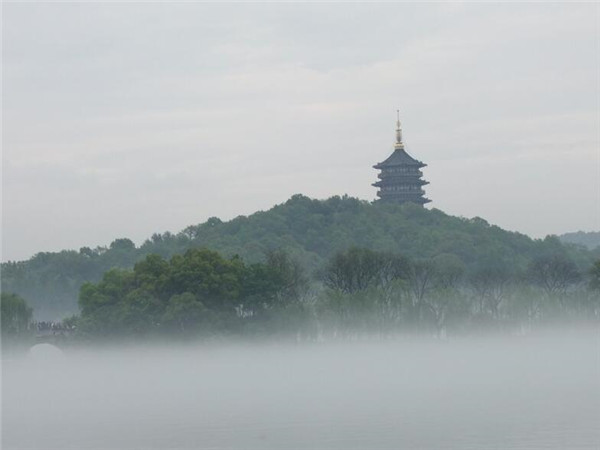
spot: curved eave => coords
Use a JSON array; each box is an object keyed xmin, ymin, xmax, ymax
[
  {"xmin": 373, "ymin": 180, "xmax": 429, "ymax": 188},
  {"xmin": 377, "ymin": 175, "xmax": 429, "ymax": 184},
  {"xmin": 374, "ymin": 161, "xmax": 426, "ymax": 170},
  {"xmin": 375, "ymin": 193, "xmax": 432, "ymax": 205},
  {"xmin": 373, "ymin": 148, "xmax": 427, "ymax": 169}
]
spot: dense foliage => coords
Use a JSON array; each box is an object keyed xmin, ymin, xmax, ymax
[
  {"xmin": 74, "ymin": 246, "xmax": 599, "ymax": 341},
  {"xmin": 1, "ymin": 292, "xmax": 33, "ymax": 351},
  {"xmin": 2, "ymin": 195, "xmax": 598, "ymax": 320},
  {"xmin": 76, "ymin": 248, "xmax": 310, "ymax": 340}
]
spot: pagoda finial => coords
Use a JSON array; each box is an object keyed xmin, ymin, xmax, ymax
[{"xmin": 395, "ymin": 109, "xmax": 404, "ymax": 149}]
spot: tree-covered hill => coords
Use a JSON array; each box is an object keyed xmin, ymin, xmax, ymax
[
  {"xmin": 559, "ymin": 231, "xmax": 600, "ymax": 250},
  {"xmin": 2, "ymin": 194, "xmax": 597, "ymax": 320}
]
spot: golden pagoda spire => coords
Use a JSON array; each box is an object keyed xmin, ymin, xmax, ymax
[{"xmin": 395, "ymin": 109, "xmax": 404, "ymax": 149}]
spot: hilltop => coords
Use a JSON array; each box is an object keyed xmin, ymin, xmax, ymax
[
  {"xmin": 2, "ymin": 194, "xmax": 596, "ymax": 320},
  {"xmin": 559, "ymin": 231, "xmax": 600, "ymax": 250}
]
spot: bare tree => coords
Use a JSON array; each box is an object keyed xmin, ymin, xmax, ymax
[
  {"xmin": 322, "ymin": 248, "xmax": 409, "ymax": 294},
  {"xmin": 527, "ymin": 254, "xmax": 581, "ymax": 308},
  {"xmin": 469, "ymin": 265, "xmax": 513, "ymax": 319},
  {"xmin": 265, "ymin": 249, "xmax": 310, "ymax": 303},
  {"xmin": 423, "ymin": 254, "xmax": 466, "ymax": 336},
  {"xmin": 407, "ymin": 258, "xmax": 437, "ymax": 307}
]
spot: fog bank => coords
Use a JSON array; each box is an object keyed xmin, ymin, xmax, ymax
[{"xmin": 3, "ymin": 332, "xmax": 599, "ymax": 449}]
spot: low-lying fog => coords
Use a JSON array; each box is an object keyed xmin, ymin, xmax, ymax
[{"xmin": 3, "ymin": 331, "xmax": 599, "ymax": 449}]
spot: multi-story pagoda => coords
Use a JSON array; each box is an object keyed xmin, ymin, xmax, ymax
[{"xmin": 373, "ymin": 112, "xmax": 431, "ymax": 205}]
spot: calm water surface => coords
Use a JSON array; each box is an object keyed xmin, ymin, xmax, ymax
[{"xmin": 3, "ymin": 332, "xmax": 599, "ymax": 449}]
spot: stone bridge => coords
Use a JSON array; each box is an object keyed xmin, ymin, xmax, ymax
[{"xmin": 32, "ymin": 325, "xmax": 73, "ymax": 349}]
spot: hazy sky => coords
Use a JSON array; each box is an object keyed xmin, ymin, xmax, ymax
[{"xmin": 2, "ymin": 3, "xmax": 599, "ymax": 262}]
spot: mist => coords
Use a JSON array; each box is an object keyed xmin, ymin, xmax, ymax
[
  {"xmin": 3, "ymin": 2, "xmax": 599, "ymax": 262},
  {"xmin": 2, "ymin": 2, "xmax": 599, "ymax": 448},
  {"xmin": 3, "ymin": 331, "xmax": 599, "ymax": 449}
]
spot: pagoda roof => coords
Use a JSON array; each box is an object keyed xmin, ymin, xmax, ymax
[{"xmin": 373, "ymin": 148, "xmax": 425, "ymax": 169}]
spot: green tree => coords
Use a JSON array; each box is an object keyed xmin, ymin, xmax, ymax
[
  {"xmin": 1, "ymin": 292, "xmax": 33, "ymax": 349},
  {"xmin": 165, "ymin": 249, "xmax": 244, "ymax": 312},
  {"xmin": 109, "ymin": 238, "xmax": 136, "ymax": 251},
  {"xmin": 162, "ymin": 292, "xmax": 206, "ymax": 335},
  {"xmin": 118, "ymin": 289, "xmax": 164, "ymax": 336},
  {"xmin": 589, "ymin": 260, "xmax": 600, "ymax": 292},
  {"xmin": 76, "ymin": 248, "xmax": 303, "ymax": 340}
]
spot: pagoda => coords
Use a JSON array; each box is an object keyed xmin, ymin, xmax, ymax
[{"xmin": 372, "ymin": 112, "xmax": 431, "ymax": 205}]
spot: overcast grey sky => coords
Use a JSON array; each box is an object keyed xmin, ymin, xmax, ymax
[{"xmin": 2, "ymin": 3, "xmax": 599, "ymax": 262}]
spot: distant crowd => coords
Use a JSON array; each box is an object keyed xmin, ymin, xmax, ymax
[{"xmin": 32, "ymin": 321, "xmax": 75, "ymax": 336}]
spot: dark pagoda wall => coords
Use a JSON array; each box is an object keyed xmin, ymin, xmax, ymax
[{"xmin": 372, "ymin": 163, "xmax": 431, "ymax": 205}]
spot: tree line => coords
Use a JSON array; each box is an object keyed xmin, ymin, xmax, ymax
[
  {"xmin": 318, "ymin": 249, "xmax": 599, "ymax": 339},
  {"xmin": 3, "ymin": 246, "xmax": 598, "ymax": 347},
  {"xmin": 2, "ymin": 195, "xmax": 598, "ymax": 321}
]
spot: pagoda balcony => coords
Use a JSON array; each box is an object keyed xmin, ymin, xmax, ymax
[
  {"xmin": 373, "ymin": 179, "xmax": 428, "ymax": 189},
  {"xmin": 378, "ymin": 171, "xmax": 423, "ymax": 179},
  {"xmin": 376, "ymin": 192, "xmax": 431, "ymax": 204},
  {"xmin": 378, "ymin": 174, "xmax": 424, "ymax": 181},
  {"xmin": 376, "ymin": 188, "xmax": 427, "ymax": 195},
  {"xmin": 376, "ymin": 177, "xmax": 429, "ymax": 186}
]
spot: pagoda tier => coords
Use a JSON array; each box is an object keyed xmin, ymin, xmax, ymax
[
  {"xmin": 373, "ymin": 114, "xmax": 431, "ymax": 205},
  {"xmin": 375, "ymin": 191, "xmax": 431, "ymax": 204},
  {"xmin": 372, "ymin": 179, "xmax": 429, "ymax": 187}
]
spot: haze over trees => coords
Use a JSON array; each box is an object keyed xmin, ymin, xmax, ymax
[
  {"xmin": 65, "ymin": 246, "xmax": 597, "ymax": 342},
  {"xmin": 74, "ymin": 248, "xmax": 313, "ymax": 341},
  {"xmin": 1, "ymin": 195, "xmax": 598, "ymax": 339},
  {"xmin": 1, "ymin": 292, "xmax": 33, "ymax": 351},
  {"xmin": 559, "ymin": 231, "xmax": 600, "ymax": 250}
]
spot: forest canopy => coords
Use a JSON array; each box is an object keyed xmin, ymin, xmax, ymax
[{"xmin": 2, "ymin": 195, "xmax": 598, "ymax": 321}]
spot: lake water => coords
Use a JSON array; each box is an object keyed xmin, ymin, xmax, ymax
[{"xmin": 3, "ymin": 331, "xmax": 599, "ymax": 449}]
